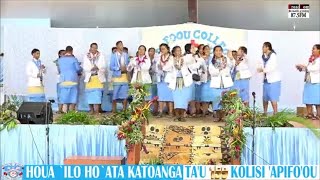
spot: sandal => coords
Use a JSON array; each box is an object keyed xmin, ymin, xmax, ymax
[
  {"xmin": 157, "ymin": 113, "xmax": 163, "ymax": 118},
  {"xmin": 312, "ymin": 116, "xmax": 320, "ymax": 120},
  {"xmin": 213, "ymin": 118, "xmax": 220, "ymax": 122},
  {"xmin": 305, "ymin": 114, "xmax": 314, "ymax": 119},
  {"xmin": 179, "ymin": 117, "xmax": 186, "ymax": 122}
]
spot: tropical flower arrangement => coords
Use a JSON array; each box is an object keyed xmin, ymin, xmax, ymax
[
  {"xmin": 220, "ymin": 89, "xmax": 251, "ymax": 160},
  {"xmin": 0, "ymin": 95, "xmax": 23, "ymax": 132},
  {"xmin": 116, "ymin": 83, "xmax": 157, "ymax": 150}
]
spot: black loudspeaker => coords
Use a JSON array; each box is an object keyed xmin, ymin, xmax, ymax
[{"xmin": 17, "ymin": 102, "xmax": 53, "ymax": 124}]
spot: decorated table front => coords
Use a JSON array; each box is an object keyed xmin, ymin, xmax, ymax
[{"xmin": 0, "ymin": 125, "xmax": 319, "ymax": 165}]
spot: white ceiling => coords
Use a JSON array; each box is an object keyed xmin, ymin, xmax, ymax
[{"xmin": 1, "ymin": 0, "xmax": 319, "ymax": 31}]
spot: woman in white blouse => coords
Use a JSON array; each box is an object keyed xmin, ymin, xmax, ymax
[
  {"xmin": 127, "ymin": 45, "xmax": 152, "ymax": 100},
  {"xmin": 231, "ymin": 46, "xmax": 251, "ymax": 106},
  {"xmin": 183, "ymin": 43, "xmax": 202, "ymax": 117},
  {"xmin": 296, "ymin": 44, "xmax": 320, "ymax": 120},
  {"xmin": 169, "ymin": 46, "xmax": 194, "ymax": 121},
  {"xmin": 156, "ymin": 43, "xmax": 174, "ymax": 117},
  {"xmin": 209, "ymin": 45, "xmax": 234, "ymax": 121}
]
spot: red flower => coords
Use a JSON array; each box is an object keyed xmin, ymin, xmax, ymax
[
  {"xmin": 150, "ymin": 96, "xmax": 159, "ymax": 103},
  {"xmin": 309, "ymin": 55, "xmax": 315, "ymax": 63},
  {"xmin": 309, "ymin": 55, "xmax": 320, "ymax": 63},
  {"xmin": 235, "ymin": 145, "xmax": 241, "ymax": 152},
  {"xmin": 190, "ymin": 40, "xmax": 199, "ymax": 47},
  {"xmin": 135, "ymin": 108, "xmax": 142, "ymax": 115},
  {"xmin": 126, "ymin": 126, "xmax": 132, "ymax": 132},
  {"xmin": 235, "ymin": 118, "xmax": 241, "ymax": 124}
]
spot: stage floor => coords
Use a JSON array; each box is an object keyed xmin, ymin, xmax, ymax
[{"xmin": 53, "ymin": 113, "xmax": 320, "ymax": 128}]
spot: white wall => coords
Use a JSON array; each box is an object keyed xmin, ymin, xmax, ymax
[
  {"xmin": 247, "ymin": 31, "xmax": 320, "ymax": 110},
  {"xmin": 0, "ymin": 18, "xmax": 51, "ymax": 104},
  {"xmin": 2, "ymin": 27, "xmax": 141, "ymax": 98},
  {"xmin": 2, "ymin": 24, "xmax": 319, "ymax": 110}
]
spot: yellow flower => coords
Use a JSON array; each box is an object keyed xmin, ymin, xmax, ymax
[
  {"xmin": 233, "ymin": 127, "xmax": 240, "ymax": 136},
  {"xmin": 230, "ymin": 92, "xmax": 237, "ymax": 96}
]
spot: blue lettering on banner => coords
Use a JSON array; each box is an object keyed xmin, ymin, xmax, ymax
[
  {"xmin": 231, "ymin": 166, "xmax": 265, "ymax": 178},
  {"xmin": 231, "ymin": 165, "xmax": 266, "ymax": 179},
  {"xmin": 25, "ymin": 165, "xmax": 56, "ymax": 179},
  {"xmin": 160, "ymin": 30, "xmax": 228, "ymax": 53},
  {"xmin": 269, "ymin": 165, "xmax": 318, "ymax": 179},
  {"xmin": 184, "ymin": 165, "xmax": 206, "ymax": 178},
  {"xmin": 20, "ymin": 165, "xmax": 320, "ymax": 179},
  {"xmin": 176, "ymin": 31, "xmax": 183, "ymax": 40},
  {"xmin": 23, "ymin": 165, "xmax": 185, "ymax": 180}
]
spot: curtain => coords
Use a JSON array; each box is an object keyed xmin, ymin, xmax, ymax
[
  {"xmin": 0, "ymin": 125, "xmax": 126, "ymax": 165},
  {"xmin": 242, "ymin": 128, "xmax": 320, "ymax": 165}
]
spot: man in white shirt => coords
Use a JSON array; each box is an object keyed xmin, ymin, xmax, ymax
[{"xmin": 26, "ymin": 49, "xmax": 46, "ymax": 102}]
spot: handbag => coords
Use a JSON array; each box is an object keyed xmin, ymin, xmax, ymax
[{"xmin": 188, "ymin": 68, "xmax": 200, "ymax": 81}]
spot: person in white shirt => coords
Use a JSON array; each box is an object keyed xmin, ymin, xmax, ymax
[
  {"xmin": 127, "ymin": 45, "xmax": 152, "ymax": 100},
  {"xmin": 156, "ymin": 43, "xmax": 174, "ymax": 117},
  {"xmin": 209, "ymin": 45, "xmax": 234, "ymax": 121},
  {"xmin": 183, "ymin": 43, "xmax": 201, "ymax": 117},
  {"xmin": 199, "ymin": 45, "xmax": 214, "ymax": 116},
  {"xmin": 257, "ymin": 42, "xmax": 281, "ymax": 115},
  {"xmin": 26, "ymin": 49, "xmax": 46, "ymax": 102},
  {"xmin": 148, "ymin": 47, "xmax": 158, "ymax": 114},
  {"xmin": 232, "ymin": 50, "xmax": 237, "ymax": 60},
  {"xmin": 83, "ymin": 43, "xmax": 106, "ymax": 114},
  {"xmin": 194, "ymin": 44, "xmax": 207, "ymax": 117},
  {"xmin": 231, "ymin": 46, "xmax": 251, "ymax": 106},
  {"xmin": 296, "ymin": 44, "xmax": 320, "ymax": 120},
  {"xmin": 169, "ymin": 46, "xmax": 194, "ymax": 121}
]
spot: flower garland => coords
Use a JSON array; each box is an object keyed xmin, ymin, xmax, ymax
[
  {"xmin": 160, "ymin": 54, "xmax": 170, "ymax": 66},
  {"xmin": 309, "ymin": 55, "xmax": 319, "ymax": 63},
  {"xmin": 87, "ymin": 51, "xmax": 100, "ymax": 62},
  {"xmin": 136, "ymin": 55, "xmax": 147, "ymax": 66}
]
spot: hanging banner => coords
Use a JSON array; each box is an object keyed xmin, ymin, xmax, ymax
[{"xmin": 141, "ymin": 23, "xmax": 247, "ymax": 53}]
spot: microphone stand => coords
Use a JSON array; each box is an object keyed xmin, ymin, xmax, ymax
[
  {"xmin": 46, "ymin": 100, "xmax": 54, "ymax": 165},
  {"xmin": 251, "ymin": 92, "xmax": 256, "ymax": 165},
  {"xmin": 46, "ymin": 102, "xmax": 49, "ymax": 165}
]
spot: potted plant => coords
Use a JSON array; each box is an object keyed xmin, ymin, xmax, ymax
[
  {"xmin": 55, "ymin": 111, "xmax": 99, "ymax": 125},
  {"xmin": 116, "ymin": 83, "xmax": 157, "ymax": 164}
]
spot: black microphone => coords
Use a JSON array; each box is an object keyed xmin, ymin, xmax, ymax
[
  {"xmin": 252, "ymin": 92, "xmax": 256, "ymax": 98},
  {"xmin": 49, "ymin": 99, "xmax": 55, "ymax": 103}
]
